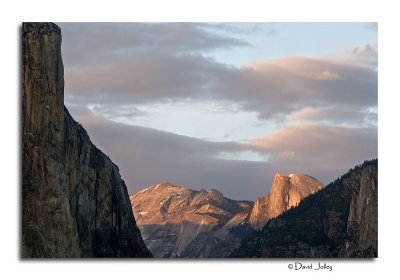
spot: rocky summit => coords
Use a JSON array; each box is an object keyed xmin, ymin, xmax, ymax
[
  {"xmin": 249, "ymin": 173, "xmax": 324, "ymax": 229},
  {"xmin": 130, "ymin": 183, "xmax": 253, "ymax": 257},
  {"xmin": 231, "ymin": 159, "xmax": 378, "ymax": 258},
  {"xmin": 130, "ymin": 174, "xmax": 325, "ymax": 258},
  {"xmin": 22, "ymin": 22, "xmax": 151, "ymax": 257}
]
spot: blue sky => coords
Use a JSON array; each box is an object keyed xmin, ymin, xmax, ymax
[
  {"xmin": 59, "ymin": 22, "xmax": 377, "ymax": 200},
  {"xmin": 207, "ymin": 23, "xmax": 377, "ymax": 67}
]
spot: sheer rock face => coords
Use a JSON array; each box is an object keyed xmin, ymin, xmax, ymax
[
  {"xmin": 130, "ymin": 183, "xmax": 253, "ymax": 258},
  {"xmin": 342, "ymin": 164, "xmax": 377, "ymax": 257},
  {"xmin": 231, "ymin": 160, "xmax": 377, "ymax": 258},
  {"xmin": 249, "ymin": 174, "xmax": 324, "ymax": 229},
  {"xmin": 22, "ymin": 22, "xmax": 151, "ymax": 257},
  {"xmin": 130, "ymin": 174, "xmax": 323, "ymax": 257}
]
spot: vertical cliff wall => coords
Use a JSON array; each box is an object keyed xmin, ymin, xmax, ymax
[
  {"xmin": 231, "ymin": 160, "xmax": 377, "ymax": 258},
  {"xmin": 22, "ymin": 22, "xmax": 151, "ymax": 257},
  {"xmin": 249, "ymin": 173, "xmax": 324, "ymax": 230},
  {"xmin": 341, "ymin": 163, "xmax": 377, "ymax": 257}
]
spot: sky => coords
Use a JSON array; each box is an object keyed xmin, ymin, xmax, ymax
[{"xmin": 58, "ymin": 22, "xmax": 377, "ymax": 200}]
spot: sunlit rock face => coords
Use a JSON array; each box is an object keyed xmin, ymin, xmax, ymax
[
  {"xmin": 231, "ymin": 160, "xmax": 377, "ymax": 258},
  {"xmin": 249, "ymin": 173, "xmax": 324, "ymax": 229},
  {"xmin": 22, "ymin": 22, "xmax": 151, "ymax": 258},
  {"xmin": 131, "ymin": 174, "xmax": 324, "ymax": 258},
  {"xmin": 130, "ymin": 183, "xmax": 253, "ymax": 258}
]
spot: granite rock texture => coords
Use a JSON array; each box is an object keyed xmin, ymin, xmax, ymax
[
  {"xmin": 231, "ymin": 160, "xmax": 377, "ymax": 258},
  {"xmin": 130, "ymin": 174, "xmax": 324, "ymax": 258},
  {"xmin": 130, "ymin": 183, "xmax": 253, "ymax": 257},
  {"xmin": 22, "ymin": 22, "xmax": 151, "ymax": 257},
  {"xmin": 249, "ymin": 173, "xmax": 324, "ymax": 229}
]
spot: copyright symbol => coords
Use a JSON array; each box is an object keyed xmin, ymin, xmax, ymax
[{"xmin": 288, "ymin": 264, "xmax": 293, "ymax": 269}]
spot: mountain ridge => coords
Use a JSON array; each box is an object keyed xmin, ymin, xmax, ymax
[
  {"xmin": 130, "ymin": 173, "xmax": 324, "ymax": 257},
  {"xmin": 130, "ymin": 182, "xmax": 253, "ymax": 257},
  {"xmin": 231, "ymin": 159, "xmax": 378, "ymax": 258}
]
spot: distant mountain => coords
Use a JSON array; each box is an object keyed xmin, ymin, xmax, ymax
[
  {"xmin": 231, "ymin": 159, "xmax": 378, "ymax": 258},
  {"xmin": 249, "ymin": 173, "xmax": 324, "ymax": 229},
  {"xmin": 130, "ymin": 174, "xmax": 323, "ymax": 258},
  {"xmin": 130, "ymin": 183, "xmax": 253, "ymax": 257},
  {"xmin": 22, "ymin": 22, "xmax": 151, "ymax": 257}
]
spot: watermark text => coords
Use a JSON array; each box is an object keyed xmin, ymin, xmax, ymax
[{"xmin": 287, "ymin": 262, "xmax": 333, "ymax": 271}]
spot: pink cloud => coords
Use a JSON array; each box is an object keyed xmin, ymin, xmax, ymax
[{"xmin": 249, "ymin": 124, "xmax": 377, "ymax": 177}]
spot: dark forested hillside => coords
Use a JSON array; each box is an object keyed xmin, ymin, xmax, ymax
[{"xmin": 231, "ymin": 159, "xmax": 377, "ymax": 258}]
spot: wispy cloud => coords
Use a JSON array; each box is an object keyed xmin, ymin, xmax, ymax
[
  {"xmin": 68, "ymin": 105, "xmax": 271, "ymax": 200},
  {"xmin": 68, "ymin": 102, "xmax": 377, "ymax": 200},
  {"xmin": 250, "ymin": 124, "xmax": 377, "ymax": 180},
  {"xmin": 64, "ymin": 52, "xmax": 377, "ymax": 124},
  {"xmin": 60, "ymin": 23, "xmax": 377, "ymax": 200},
  {"xmin": 60, "ymin": 23, "xmax": 249, "ymax": 65},
  {"xmin": 288, "ymin": 105, "xmax": 377, "ymax": 127}
]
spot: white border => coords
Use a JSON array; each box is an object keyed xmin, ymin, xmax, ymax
[{"xmin": 1, "ymin": 1, "xmax": 398, "ymax": 279}]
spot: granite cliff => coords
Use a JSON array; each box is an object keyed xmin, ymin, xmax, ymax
[
  {"xmin": 231, "ymin": 159, "xmax": 378, "ymax": 258},
  {"xmin": 130, "ymin": 183, "xmax": 253, "ymax": 257},
  {"xmin": 22, "ymin": 22, "xmax": 151, "ymax": 257},
  {"xmin": 249, "ymin": 173, "xmax": 324, "ymax": 229},
  {"xmin": 130, "ymin": 175, "xmax": 322, "ymax": 258}
]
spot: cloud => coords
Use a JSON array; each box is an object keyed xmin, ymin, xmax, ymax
[
  {"xmin": 288, "ymin": 105, "xmax": 377, "ymax": 127},
  {"xmin": 255, "ymin": 58, "xmax": 342, "ymax": 80},
  {"xmin": 67, "ymin": 105, "xmax": 271, "ymax": 200},
  {"xmin": 67, "ymin": 103, "xmax": 376, "ymax": 201},
  {"xmin": 64, "ymin": 54, "xmax": 377, "ymax": 126},
  {"xmin": 250, "ymin": 124, "xmax": 377, "ymax": 183},
  {"xmin": 64, "ymin": 52, "xmax": 227, "ymax": 103},
  {"xmin": 351, "ymin": 44, "xmax": 378, "ymax": 67},
  {"xmin": 59, "ymin": 23, "xmax": 249, "ymax": 65},
  {"xmin": 60, "ymin": 22, "xmax": 378, "ymax": 125},
  {"xmin": 60, "ymin": 23, "xmax": 377, "ymax": 127},
  {"xmin": 60, "ymin": 23, "xmax": 377, "ymax": 201},
  {"xmin": 237, "ymin": 57, "xmax": 376, "ymax": 113},
  {"xmin": 327, "ymin": 43, "xmax": 378, "ymax": 68},
  {"xmin": 199, "ymin": 22, "xmax": 276, "ymax": 36}
]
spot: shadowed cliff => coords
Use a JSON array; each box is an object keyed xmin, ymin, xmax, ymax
[{"xmin": 22, "ymin": 22, "xmax": 151, "ymax": 257}]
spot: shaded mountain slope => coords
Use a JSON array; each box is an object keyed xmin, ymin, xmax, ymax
[{"xmin": 231, "ymin": 159, "xmax": 377, "ymax": 258}]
